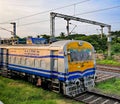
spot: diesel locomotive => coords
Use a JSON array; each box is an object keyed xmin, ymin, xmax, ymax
[{"xmin": 0, "ymin": 40, "xmax": 96, "ymax": 97}]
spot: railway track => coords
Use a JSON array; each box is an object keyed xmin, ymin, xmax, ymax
[
  {"xmin": 96, "ymin": 64, "xmax": 120, "ymax": 73},
  {"xmin": 95, "ymin": 64, "xmax": 120, "ymax": 83},
  {"xmin": 95, "ymin": 71, "xmax": 116, "ymax": 83},
  {"xmin": 74, "ymin": 90, "xmax": 120, "ymax": 104}
]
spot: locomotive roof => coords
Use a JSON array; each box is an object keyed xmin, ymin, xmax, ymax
[
  {"xmin": 0, "ymin": 40, "xmax": 88, "ymax": 50},
  {"xmin": 49, "ymin": 40, "xmax": 72, "ymax": 49},
  {"xmin": 50, "ymin": 40, "xmax": 71, "ymax": 47}
]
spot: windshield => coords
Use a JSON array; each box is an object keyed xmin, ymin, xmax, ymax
[{"xmin": 69, "ymin": 49, "xmax": 93, "ymax": 62}]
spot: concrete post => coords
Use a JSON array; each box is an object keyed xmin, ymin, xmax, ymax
[{"xmin": 107, "ymin": 26, "xmax": 111, "ymax": 57}]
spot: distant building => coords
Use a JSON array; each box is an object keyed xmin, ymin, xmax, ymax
[{"xmin": 27, "ymin": 38, "xmax": 47, "ymax": 44}]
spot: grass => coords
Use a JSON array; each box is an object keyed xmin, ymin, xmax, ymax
[
  {"xmin": 95, "ymin": 78, "xmax": 120, "ymax": 96},
  {"xmin": 0, "ymin": 76, "xmax": 82, "ymax": 104},
  {"xmin": 1, "ymin": 76, "xmax": 120, "ymax": 104},
  {"xmin": 97, "ymin": 59, "xmax": 120, "ymax": 66}
]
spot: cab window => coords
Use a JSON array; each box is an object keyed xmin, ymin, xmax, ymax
[{"xmin": 70, "ymin": 49, "xmax": 92, "ymax": 62}]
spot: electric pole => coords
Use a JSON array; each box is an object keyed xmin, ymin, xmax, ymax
[
  {"xmin": 10, "ymin": 22, "xmax": 17, "ymax": 44},
  {"xmin": 107, "ymin": 26, "xmax": 111, "ymax": 57},
  {"xmin": 10, "ymin": 22, "xmax": 16, "ymax": 38},
  {"xmin": 100, "ymin": 26, "xmax": 104, "ymax": 39},
  {"xmin": 65, "ymin": 18, "xmax": 70, "ymax": 36}
]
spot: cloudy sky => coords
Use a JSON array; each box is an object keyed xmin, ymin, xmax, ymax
[{"xmin": 0, "ymin": 0, "xmax": 120, "ymax": 38}]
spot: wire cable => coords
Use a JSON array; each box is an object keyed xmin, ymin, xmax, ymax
[
  {"xmin": 0, "ymin": 0, "xmax": 90, "ymax": 24},
  {"xmin": 18, "ymin": 5, "xmax": 120, "ymax": 27},
  {"xmin": 18, "ymin": 19, "xmax": 50, "ymax": 27},
  {"xmin": 0, "ymin": 27, "xmax": 13, "ymax": 33},
  {"xmin": 75, "ymin": 5, "xmax": 120, "ymax": 16}
]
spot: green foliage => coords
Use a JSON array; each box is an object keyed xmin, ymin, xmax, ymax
[
  {"xmin": 0, "ymin": 76, "xmax": 81, "ymax": 104},
  {"xmin": 40, "ymin": 34, "xmax": 51, "ymax": 43},
  {"xmin": 60, "ymin": 32, "xmax": 65, "ymax": 38},
  {"xmin": 111, "ymin": 43, "xmax": 120, "ymax": 55},
  {"xmin": 97, "ymin": 59, "xmax": 120, "ymax": 66},
  {"xmin": 111, "ymin": 30, "xmax": 120, "ymax": 43},
  {"xmin": 96, "ymin": 78, "xmax": 120, "ymax": 96},
  {"xmin": 57, "ymin": 34, "xmax": 108, "ymax": 53}
]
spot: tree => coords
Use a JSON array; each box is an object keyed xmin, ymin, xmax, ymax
[
  {"xmin": 40, "ymin": 34, "xmax": 51, "ymax": 43},
  {"xmin": 112, "ymin": 43, "xmax": 120, "ymax": 55},
  {"xmin": 60, "ymin": 32, "xmax": 65, "ymax": 37},
  {"xmin": 111, "ymin": 30, "xmax": 120, "ymax": 43}
]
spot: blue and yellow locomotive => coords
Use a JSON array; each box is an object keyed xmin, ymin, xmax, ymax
[{"xmin": 0, "ymin": 40, "xmax": 96, "ymax": 97}]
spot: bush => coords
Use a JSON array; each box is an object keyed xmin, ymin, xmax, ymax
[
  {"xmin": 97, "ymin": 59, "xmax": 120, "ymax": 66},
  {"xmin": 112, "ymin": 43, "xmax": 120, "ymax": 55}
]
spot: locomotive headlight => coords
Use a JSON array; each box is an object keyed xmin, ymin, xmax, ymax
[
  {"xmin": 79, "ymin": 41, "xmax": 83, "ymax": 46},
  {"xmin": 67, "ymin": 51, "xmax": 70, "ymax": 54}
]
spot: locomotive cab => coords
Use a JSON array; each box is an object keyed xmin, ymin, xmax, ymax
[{"xmin": 63, "ymin": 40, "xmax": 96, "ymax": 96}]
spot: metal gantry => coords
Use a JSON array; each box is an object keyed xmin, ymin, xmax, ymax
[{"xmin": 50, "ymin": 12, "xmax": 111, "ymax": 57}]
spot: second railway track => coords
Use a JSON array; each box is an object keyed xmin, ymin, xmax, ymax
[
  {"xmin": 96, "ymin": 64, "xmax": 120, "ymax": 73},
  {"xmin": 74, "ymin": 90, "xmax": 120, "ymax": 104},
  {"xmin": 95, "ymin": 64, "xmax": 120, "ymax": 83}
]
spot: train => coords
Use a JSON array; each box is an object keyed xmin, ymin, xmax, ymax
[{"xmin": 0, "ymin": 40, "xmax": 96, "ymax": 97}]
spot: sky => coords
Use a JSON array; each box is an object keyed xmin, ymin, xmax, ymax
[{"xmin": 0, "ymin": 0, "xmax": 120, "ymax": 38}]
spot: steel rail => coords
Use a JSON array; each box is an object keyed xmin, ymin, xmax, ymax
[{"xmin": 73, "ymin": 90, "xmax": 120, "ymax": 104}]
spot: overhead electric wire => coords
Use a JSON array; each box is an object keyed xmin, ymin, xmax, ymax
[
  {"xmin": 16, "ymin": 0, "xmax": 90, "ymax": 19},
  {"xmin": 18, "ymin": 19, "xmax": 50, "ymax": 26},
  {"xmin": 0, "ymin": 0, "xmax": 90, "ymax": 24},
  {"xmin": 75, "ymin": 5, "xmax": 120, "ymax": 16},
  {"xmin": 1, "ymin": 1, "xmax": 120, "ymax": 29},
  {"xmin": 110, "ymin": 21, "xmax": 120, "ymax": 24},
  {"xmin": 0, "ymin": 27, "xmax": 13, "ymax": 33},
  {"xmin": 18, "ymin": 5, "xmax": 120, "ymax": 27}
]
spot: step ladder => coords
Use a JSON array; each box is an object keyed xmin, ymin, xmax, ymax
[
  {"xmin": 1, "ymin": 67, "xmax": 8, "ymax": 77},
  {"xmin": 52, "ymin": 79, "xmax": 60, "ymax": 93},
  {"xmin": 1, "ymin": 67, "xmax": 11, "ymax": 78},
  {"xmin": 7, "ymin": 69, "xmax": 12, "ymax": 78}
]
